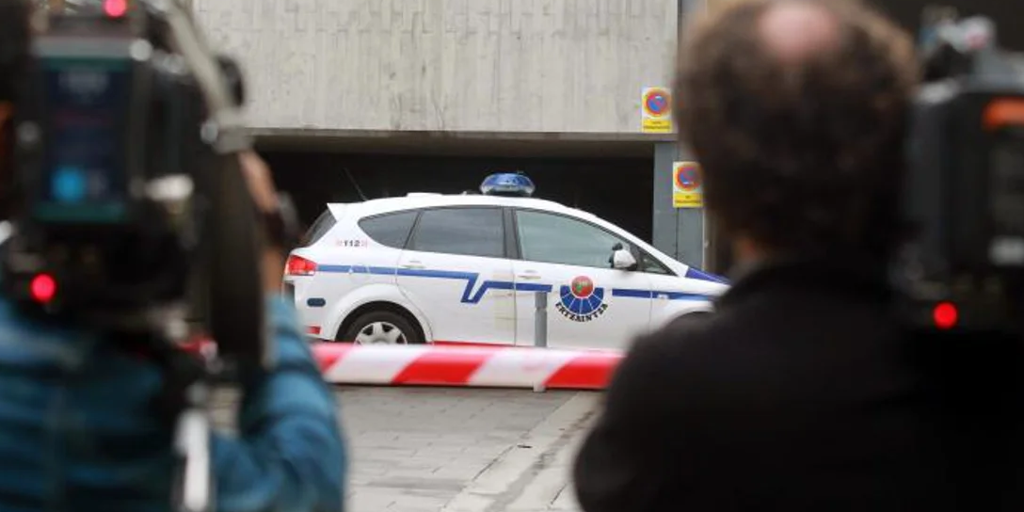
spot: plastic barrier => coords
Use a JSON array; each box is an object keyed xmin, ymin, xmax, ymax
[{"xmin": 312, "ymin": 343, "xmax": 623, "ymax": 391}]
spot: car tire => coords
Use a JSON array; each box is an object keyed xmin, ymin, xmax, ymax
[{"xmin": 342, "ymin": 311, "xmax": 423, "ymax": 345}]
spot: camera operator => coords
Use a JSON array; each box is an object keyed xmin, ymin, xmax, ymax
[
  {"xmin": 0, "ymin": 1, "xmax": 347, "ymax": 511},
  {"xmin": 571, "ymin": 0, "xmax": 1023, "ymax": 510}
]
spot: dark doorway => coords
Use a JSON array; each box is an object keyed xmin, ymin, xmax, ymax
[{"xmin": 260, "ymin": 152, "xmax": 656, "ymax": 243}]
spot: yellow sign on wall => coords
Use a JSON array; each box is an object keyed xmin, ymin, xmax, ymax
[
  {"xmin": 641, "ymin": 87, "xmax": 673, "ymax": 133},
  {"xmin": 672, "ymin": 161, "xmax": 703, "ymax": 208}
]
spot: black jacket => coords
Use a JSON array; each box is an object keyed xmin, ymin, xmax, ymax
[{"xmin": 573, "ymin": 259, "xmax": 1023, "ymax": 512}]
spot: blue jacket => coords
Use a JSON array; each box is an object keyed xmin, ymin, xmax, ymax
[{"xmin": 0, "ymin": 294, "xmax": 346, "ymax": 512}]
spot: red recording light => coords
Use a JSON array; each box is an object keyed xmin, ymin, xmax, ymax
[
  {"xmin": 29, "ymin": 274, "xmax": 57, "ymax": 304},
  {"xmin": 933, "ymin": 302, "xmax": 959, "ymax": 330},
  {"xmin": 104, "ymin": 0, "xmax": 128, "ymax": 18},
  {"xmin": 285, "ymin": 255, "xmax": 317, "ymax": 276}
]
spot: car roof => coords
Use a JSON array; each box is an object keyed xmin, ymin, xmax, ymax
[
  {"xmin": 315, "ymin": 192, "xmax": 702, "ymax": 279},
  {"xmin": 330, "ymin": 193, "xmax": 592, "ymax": 219}
]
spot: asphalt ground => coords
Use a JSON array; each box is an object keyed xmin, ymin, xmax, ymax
[{"xmin": 211, "ymin": 387, "xmax": 601, "ymax": 512}]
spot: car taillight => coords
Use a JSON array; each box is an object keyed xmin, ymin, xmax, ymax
[{"xmin": 285, "ymin": 255, "xmax": 317, "ymax": 276}]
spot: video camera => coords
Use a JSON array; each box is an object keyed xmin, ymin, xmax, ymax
[
  {"xmin": 898, "ymin": 9, "xmax": 1024, "ymax": 336},
  {"xmin": 1, "ymin": 0, "xmax": 269, "ymax": 372}
]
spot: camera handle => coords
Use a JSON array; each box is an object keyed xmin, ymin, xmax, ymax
[
  {"xmin": 173, "ymin": 380, "xmax": 214, "ymax": 512},
  {"xmin": 146, "ymin": 334, "xmax": 218, "ymax": 512},
  {"xmin": 110, "ymin": 328, "xmax": 217, "ymax": 512}
]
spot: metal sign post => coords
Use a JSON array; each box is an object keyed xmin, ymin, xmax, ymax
[
  {"xmin": 533, "ymin": 290, "xmax": 549, "ymax": 393},
  {"xmin": 534, "ymin": 290, "xmax": 548, "ymax": 348}
]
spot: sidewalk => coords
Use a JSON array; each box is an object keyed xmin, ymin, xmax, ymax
[
  {"xmin": 339, "ymin": 387, "xmax": 597, "ymax": 512},
  {"xmin": 212, "ymin": 386, "xmax": 600, "ymax": 512}
]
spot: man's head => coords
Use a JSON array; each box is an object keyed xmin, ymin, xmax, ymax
[{"xmin": 675, "ymin": 0, "xmax": 918, "ymax": 266}]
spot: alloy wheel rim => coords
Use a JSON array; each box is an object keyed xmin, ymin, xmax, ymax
[{"xmin": 353, "ymin": 321, "xmax": 408, "ymax": 345}]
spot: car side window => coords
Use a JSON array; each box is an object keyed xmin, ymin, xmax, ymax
[
  {"xmin": 410, "ymin": 207, "xmax": 505, "ymax": 258},
  {"xmin": 639, "ymin": 252, "xmax": 674, "ymax": 276},
  {"xmin": 515, "ymin": 210, "xmax": 631, "ymax": 269},
  {"xmin": 359, "ymin": 211, "xmax": 419, "ymax": 249}
]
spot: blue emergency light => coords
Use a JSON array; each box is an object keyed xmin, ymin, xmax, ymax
[{"xmin": 480, "ymin": 173, "xmax": 536, "ymax": 197}]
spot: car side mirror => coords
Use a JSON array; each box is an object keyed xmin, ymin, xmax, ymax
[{"xmin": 611, "ymin": 245, "xmax": 638, "ymax": 270}]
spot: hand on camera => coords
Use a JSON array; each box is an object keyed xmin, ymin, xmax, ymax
[{"xmin": 238, "ymin": 151, "xmax": 286, "ymax": 294}]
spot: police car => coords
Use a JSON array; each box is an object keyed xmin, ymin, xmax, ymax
[{"xmin": 283, "ymin": 173, "xmax": 729, "ymax": 350}]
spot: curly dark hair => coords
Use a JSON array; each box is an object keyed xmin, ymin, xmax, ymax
[{"xmin": 675, "ymin": 0, "xmax": 918, "ymax": 263}]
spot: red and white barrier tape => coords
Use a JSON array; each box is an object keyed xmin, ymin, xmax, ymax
[
  {"xmin": 312, "ymin": 343, "xmax": 623, "ymax": 390},
  {"xmin": 184, "ymin": 339, "xmax": 623, "ymax": 390}
]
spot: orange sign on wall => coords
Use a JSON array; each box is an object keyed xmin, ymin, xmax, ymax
[
  {"xmin": 641, "ymin": 87, "xmax": 673, "ymax": 133},
  {"xmin": 672, "ymin": 161, "xmax": 703, "ymax": 208}
]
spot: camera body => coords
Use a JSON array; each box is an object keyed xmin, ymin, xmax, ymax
[
  {"xmin": 900, "ymin": 15, "xmax": 1024, "ymax": 335},
  {"xmin": 2, "ymin": 1, "xmax": 267, "ymax": 371},
  {"xmin": 6, "ymin": 9, "xmax": 197, "ymax": 308}
]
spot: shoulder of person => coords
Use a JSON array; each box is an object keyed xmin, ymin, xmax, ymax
[
  {"xmin": 629, "ymin": 311, "xmax": 721, "ymax": 361},
  {"xmin": 614, "ymin": 313, "xmax": 723, "ymax": 388},
  {"xmin": 597, "ymin": 313, "xmax": 731, "ymax": 431}
]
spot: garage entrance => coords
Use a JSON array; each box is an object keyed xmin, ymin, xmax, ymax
[{"xmin": 260, "ymin": 151, "xmax": 656, "ymax": 243}]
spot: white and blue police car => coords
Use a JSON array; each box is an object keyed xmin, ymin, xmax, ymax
[{"xmin": 283, "ymin": 173, "xmax": 729, "ymax": 350}]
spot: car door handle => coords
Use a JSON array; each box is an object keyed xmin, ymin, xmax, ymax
[
  {"xmin": 517, "ymin": 273, "xmax": 542, "ymax": 280},
  {"xmin": 402, "ymin": 261, "xmax": 425, "ymax": 270}
]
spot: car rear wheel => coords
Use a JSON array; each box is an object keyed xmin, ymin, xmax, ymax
[{"xmin": 342, "ymin": 311, "xmax": 423, "ymax": 345}]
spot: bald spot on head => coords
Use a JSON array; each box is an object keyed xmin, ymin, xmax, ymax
[{"xmin": 758, "ymin": 0, "xmax": 842, "ymax": 65}]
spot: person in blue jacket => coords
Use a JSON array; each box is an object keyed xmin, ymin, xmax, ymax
[{"xmin": 0, "ymin": 2, "xmax": 347, "ymax": 510}]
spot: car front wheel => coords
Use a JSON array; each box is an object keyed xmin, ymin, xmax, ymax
[{"xmin": 342, "ymin": 311, "xmax": 423, "ymax": 345}]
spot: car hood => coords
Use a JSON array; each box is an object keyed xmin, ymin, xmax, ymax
[{"xmin": 666, "ymin": 262, "xmax": 730, "ymax": 297}]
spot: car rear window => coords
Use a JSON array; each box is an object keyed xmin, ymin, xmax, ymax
[
  {"xmin": 358, "ymin": 211, "xmax": 419, "ymax": 249},
  {"xmin": 304, "ymin": 209, "xmax": 337, "ymax": 245}
]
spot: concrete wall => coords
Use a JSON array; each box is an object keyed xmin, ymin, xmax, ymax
[
  {"xmin": 192, "ymin": 0, "xmax": 678, "ymax": 136},
  {"xmin": 649, "ymin": 0, "xmax": 737, "ymax": 269}
]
